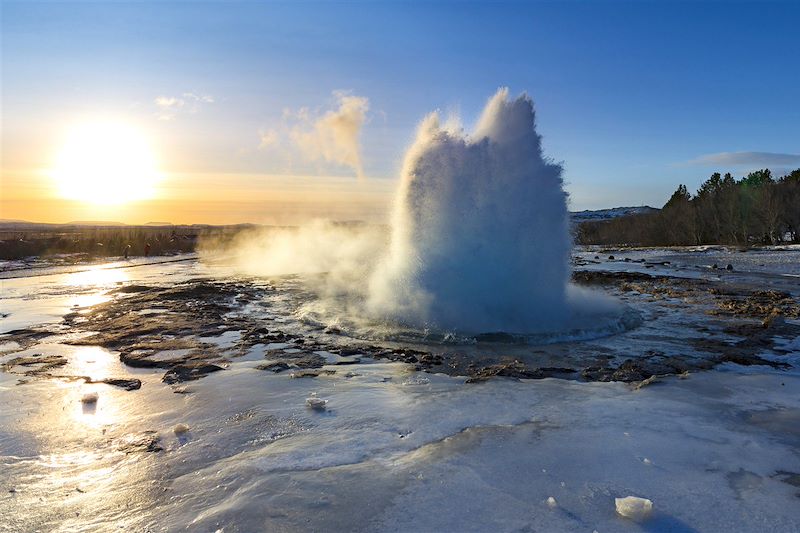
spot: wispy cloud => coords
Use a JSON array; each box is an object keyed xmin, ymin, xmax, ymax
[
  {"xmin": 154, "ymin": 92, "xmax": 214, "ymax": 121},
  {"xmin": 288, "ymin": 91, "xmax": 370, "ymax": 178},
  {"xmin": 689, "ymin": 151, "xmax": 800, "ymax": 167},
  {"xmin": 258, "ymin": 129, "xmax": 278, "ymax": 150}
]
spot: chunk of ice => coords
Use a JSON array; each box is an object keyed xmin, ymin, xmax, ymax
[
  {"xmin": 81, "ymin": 392, "xmax": 98, "ymax": 404},
  {"xmin": 173, "ymin": 423, "xmax": 190, "ymax": 435},
  {"xmin": 306, "ymin": 397, "xmax": 328, "ymax": 410},
  {"xmin": 615, "ymin": 496, "xmax": 653, "ymax": 521},
  {"xmin": 546, "ymin": 496, "xmax": 557, "ymax": 508}
]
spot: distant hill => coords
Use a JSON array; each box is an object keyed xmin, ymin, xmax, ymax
[
  {"xmin": 65, "ymin": 220, "xmax": 126, "ymax": 226},
  {"xmin": 145, "ymin": 221, "xmax": 173, "ymax": 226},
  {"xmin": 570, "ymin": 206, "xmax": 659, "ymax": 222}
]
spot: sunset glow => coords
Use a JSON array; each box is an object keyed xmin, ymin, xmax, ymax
[{"xmin": 49, "ymin": 122, "xmax": 162, "ymax": 205}]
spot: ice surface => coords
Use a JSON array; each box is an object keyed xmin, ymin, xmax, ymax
[{"xmin": 1, "ymin": 252, "xmax": 799, "ymax": 532}]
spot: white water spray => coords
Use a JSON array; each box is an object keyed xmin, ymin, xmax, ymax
[{"xmin": 368, "ymin": 88, "xmax": 572, "ymax": 333}]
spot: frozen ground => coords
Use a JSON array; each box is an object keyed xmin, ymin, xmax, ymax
[{"xmin": 1, "ymin": 248, "xmax": 799, "ymax": 532}]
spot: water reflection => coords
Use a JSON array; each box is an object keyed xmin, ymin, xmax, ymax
[
  {"xmin": 66, "ymin": 266, "xmax": 128, "ymax": 287},
  {"xmin": 65, "ymin": 266, "xmax": 129, "ymax": 310}
]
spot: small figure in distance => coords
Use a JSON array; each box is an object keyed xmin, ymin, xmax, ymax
[
  {"xmin": 144, "ymin": 242, "xmax": 151, "ymax": 257},
  {"xmin": 123, "ymin": 244, "xmax": 131, "ymax": 259}
]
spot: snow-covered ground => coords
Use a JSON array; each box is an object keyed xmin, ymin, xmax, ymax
[{"xmin": 1, "ymin": 250, "xmax": 799, "ymax": 532}]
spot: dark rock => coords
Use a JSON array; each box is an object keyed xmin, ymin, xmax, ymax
[
  {"xmin": 475, "ymin": 332, "xmax": 522, "ymax": 344},
  {"xmin": 726, "ymin": 264, "xmax": 734, "ymax": 271},
  {"xmin": 538, "ymin": 367, "xmax": 577, "ymax": 376},
  {"xmin": 581, "ymin": 359, "xmax": 654, "ymax": 383},
  {"xmin": 96, "ymin": 378, "xmax": 142, "ymax": 391},
  {"xmin": 115, "ymin": 431, "xmax": 163, "ymax": 453},
  {"xmin": 257, "ymin": 361, "xmax": 290, "ymax": 373},
  {"xmin": 286, "ymin": 353, "xmax": 325, "ymax": 369},
  {"xmin": 719, "ymin": 353, "xmax": 789, "ymax": 369},
  {"xmin": 466, "ymin": 360, "xmax": 545, "ymax": 383},
  {"xmin": 162, "ymin": 362, "xmax": 225, "ymax": 384},
  {"xmin": 334, "ymin": 347, "xmax": 363, "ymax": 356},
  {"xmin": 290, "ymin": 369, "xmax": 335, "ymax": 378},
  {"xmin": 112, "ymin": 285, "xmax": 152, "ymax": 294},
  {"xmin": 418, "ymin": 353, "xmax": 444, "ymax": 366},
  {"xmin": 762, "ymin": 310, "xmax": 786, "ymax": 328},
  {"xmin": 3, "ymin": 354, "xmax": 68, "ymax": 374}
]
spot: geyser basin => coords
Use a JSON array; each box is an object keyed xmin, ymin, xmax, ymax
[{"xmin": 368, "ymin": 88, "xmax": 628, "ymax": 337}]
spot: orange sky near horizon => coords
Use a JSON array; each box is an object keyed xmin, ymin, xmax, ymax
[{"xmin": 0, "ymin": 169, "xmax": 395, "ymax": 225}]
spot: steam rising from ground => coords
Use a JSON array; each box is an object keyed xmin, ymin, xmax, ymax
[{"xmin": 204, "ymin": 88, "xmax": 625, "ymax": 338}]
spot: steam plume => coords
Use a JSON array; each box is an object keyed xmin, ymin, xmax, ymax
[
  {"xmin": 368, "ymin": 88, "xmax": 571, "ymax": 333},
  {"xmin": 290, "ymin": 92, "xmax": 369, "ymax": 177}
]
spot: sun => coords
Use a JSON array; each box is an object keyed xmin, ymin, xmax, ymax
[{"xmin": 50, "ymin": 121, "xmax": 162, "ymax": 205}]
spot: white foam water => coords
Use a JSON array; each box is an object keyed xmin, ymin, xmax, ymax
[{"xmin": 368, "ymin": 88, "xmax": 621, "ymax": 336}]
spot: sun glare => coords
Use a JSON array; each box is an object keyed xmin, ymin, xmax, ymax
[{"xmin": 50, "ymin": 121, "xmax": 162, "ymax": 204}]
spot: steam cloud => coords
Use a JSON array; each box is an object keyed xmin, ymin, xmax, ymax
[
  {"xmin": 290, "ymin": 92, "xmax": 370, "ymax": 177},
  {"xmin": 368, "ymin": 88, "xmax": 571, "ymax": 333},
  {"xmin": 207, "ymin": 88, "xmax": 625, "ymax": 338}
]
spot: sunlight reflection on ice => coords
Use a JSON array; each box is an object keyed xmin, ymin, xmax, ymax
[{"xmin": 66, "ymin": 266, "xmax": 128, "ymax": 287}]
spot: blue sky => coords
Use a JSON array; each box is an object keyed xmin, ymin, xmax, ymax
[{"xmin": 2, "ymin": 0, "xmax": 799, "ymax": 222}]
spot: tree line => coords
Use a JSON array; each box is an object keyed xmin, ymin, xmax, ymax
[{"xmin": 577, "ymin": 168, "xmax": 800, "ymax": 246}]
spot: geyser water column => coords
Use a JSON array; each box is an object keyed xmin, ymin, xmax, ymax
[{"xmin": 369, "ymin": 88, "xmax": 571, "ymax": 334}]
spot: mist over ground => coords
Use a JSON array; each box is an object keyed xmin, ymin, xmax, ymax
[{"xmin": 201, "ymin": 89, "xmax": 624, "ymax": 339}]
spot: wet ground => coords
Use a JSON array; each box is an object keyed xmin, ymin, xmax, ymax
[{"xmin": 1, "ymin": 247, "xmax": 799, "ymax": 532}]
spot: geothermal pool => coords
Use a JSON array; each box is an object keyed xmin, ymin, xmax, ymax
[{"xmin": 1, "ymin": 247, "xmax": 799, "ymax": 532}]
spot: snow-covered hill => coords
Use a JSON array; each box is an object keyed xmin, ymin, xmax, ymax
[{"xmin": 570, "ymin": 206, "xmax": 659, "ymax": 222}]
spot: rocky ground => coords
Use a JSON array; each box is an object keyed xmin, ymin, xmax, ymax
[
  {"xmin": 2, "ymin": 251, "xmax": 800, "ymax": 532},
  {"xmin": 3, "ymin": 267, "xmax": 798, "ymax": 392}
]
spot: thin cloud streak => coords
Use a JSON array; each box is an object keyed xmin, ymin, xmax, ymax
[
  {"xmin": 154, "ymin": 92, "xmax": 214, "ymax": 120},
  {"xmin": 689, "ymin": 151, "xmax": 800, "ymax": 167}
]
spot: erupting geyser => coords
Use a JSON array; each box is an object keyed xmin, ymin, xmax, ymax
[{"xmin": 369, "ymin": 88, "xmax": 572, "ymax": 333}]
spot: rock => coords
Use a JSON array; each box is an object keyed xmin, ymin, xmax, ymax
[
  {"xmin": 115, "ymin": 431, "xmax": 163, "ymax": 453},
  {"xmin": 632, "ymin": 375, "xmax": 660, "ymax": 390},
  {"xmin": 288, "ymin": 353, "xmax": 326, "ymax": 369},
  {"xmin": 162, "ymin": 362, "xmax": 225, "ymax": 384},
  {"xmin": 719, "ymin": 352, "xmax": 790, "ymax": 369},
  {"xmin": 726, "ymin": 263, "xmax": 734, "ymax": 271},
  {"xmin": 173, "ymin": 423, "xmax": 190, "ymax": 435},
  {"xmin": 475, "ymin": 332, "xmax": 521, "ymax": 344},
  {"xmin": 608, "ymin": 255, "xmax": 615, "ymax": 260},
  {"xmin": 306, "ymin": 396, "xmax": 328, "ymax": 410},
  {"xmin": 582, "ymin": 359, "xmax": 654, "ymax": 383},
  {"xmin": 257, "ymin": 361, "xmax": 290, "ymax": 373},
  {"xmin": 466, "ymin": 360, "xmax": 545, "ymax": 383},
  {"xmin": 290, "ymin": 370, "xmax": 335, "ymax": 378},
  {"xmin": 615, "ymin": 496, "xmax": 653, "ymax": 521},
  {"xmin": 97, "ymin": 378, "xmax": 141, "ymax": 391},
  {"xmin": 762, "ymin": 310, "xmax": 785, "ymax": 328},
  {"xmin": 3, "ymin": 354, "xmax": 68, "ymax": 374}
]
